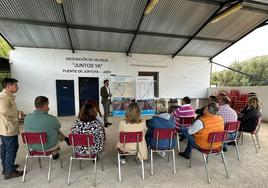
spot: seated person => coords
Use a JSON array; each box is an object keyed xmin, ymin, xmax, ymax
[
  {"xmin": 84, "ymin": 99, "xmax": 104, "ymax": 126},
  {"xmin": 217, "ymin": 96, "xmax": 238, "ymax": 151},
  {"xmin": 239, "ymin": 97, "xmax": 261, "ymax": 133},
  {"xmin": 195, "ymin": 95, "xmax": 217, "ymax": 120},
  {"xmin": 24, "ymin": 96, "xmax": 69, "ymax": 159},
  {"xmin": 146, "ymin": 101, "xmax": 176, "ymax": 157},
  {"xmin": 179, "ymin": 102, "xmax": 224, "ymax": 159},
  {"xmin": 171, "ymin": 96, "xmax": 195, "ymax": 130},
  {"xmin": 117, "ymin": 102, "xmax": 147, "ymax": 164},
  {"xmin": 71, "ymin": 103, "xmax": 105, "ymax": 156}
]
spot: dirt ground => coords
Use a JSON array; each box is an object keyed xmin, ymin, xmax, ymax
[{"xmin": 1, "ymin": 116, "xmax": 268, "ymax": 188}]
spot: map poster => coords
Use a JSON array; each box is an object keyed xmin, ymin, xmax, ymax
[
  {"xmin": 112, "ymin": 97, "xmax": 134, "ymax": 116},
  {"xmin": 136, "ymin": 76, "xmax": 154, "ymax": 100},
  {"xmin": 137, "ymin": 99, "xmax": 155, "ymax": 116}
]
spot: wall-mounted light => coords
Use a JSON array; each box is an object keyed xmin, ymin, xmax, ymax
[
  {"xmin": 210, "ymin": 3, "xmax": 243, "ymax": 23},
  {"xmin": 144, "ymin": 0, "xmax": 159, "ymax": 15}
]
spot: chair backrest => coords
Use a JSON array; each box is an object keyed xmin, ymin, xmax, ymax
[
  {"xmin": 180, "ymin": 117, "xmax": 194, "ymax": 127},
  {"xmin": 69, "ymin": 134, "xmax": 94, "ymax": 146},
  {"xmin": 21, "ymin": 132, "xmax": 47, "ymax": 144},
  {"xmin": 224, "ymin": 121, "xmax": 240, "ymax": 132},
  {"xmin": 153, "ymin": 129, "xmax": 176, "ymax": 150},
  {"xmin": 119, "ymin": 132, "xmax": 142, "ymax": 144},
  {"xmin": 208, "ymin": 131, "xmax": 227, "ymax": 144}
]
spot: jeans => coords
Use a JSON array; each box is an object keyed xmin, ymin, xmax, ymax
[
  {"xmin": 0, "ymin": 135, "xmax": 19, "ymax": 174},
  {"xmin": 180, "ymin": 127, "xmax": 200, "ymax": 156},
  {"xmin": 223, "ymin": 132, "xmax": 237, "ymax": 148}
]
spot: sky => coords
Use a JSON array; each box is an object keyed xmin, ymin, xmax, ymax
[{"xmin": 212, "ymin": 25, "xmax": 268, "ymax": 72}]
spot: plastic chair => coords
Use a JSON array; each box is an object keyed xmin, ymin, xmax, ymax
[
  {"xmin": 224, "ymin": 121, "xmax": 241, "ymax": 160},
  {"xmin": 21, "ymin": 132, "xmax": 63, "ymax": 183},
  {"xmin": 240, "ymin": 117, "xmax": 261, "ymax": 153},
  {"xmin": 67, "ymin": 134, "xmax": 103, "ymax": 186},
  {"xmin": 117, "ymin": 131, "xmax": 144, "ymax": 182},
  {"xmin": 150, "ymin": 129, "xmax": 177, "ymax": 175},
  {"xmin": 176, "ymin": 117, "xmax": 195, "ymax": 151},
  {"xmin": 188, "ymin": 131, "xmax": 228, "ymax": 183}
]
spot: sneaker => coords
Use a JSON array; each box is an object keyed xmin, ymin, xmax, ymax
[
  {"xmin": 4, "ymin": 170, "xmax": 23, "ymax": 180},
  {"xmin": 157, "ymin": 152, "xmax": 166, "ymax": 158},
  {"xmin": 2, "ymin": 164, "xmax": 19, "ymax": 175},
  {"xmin": 179, "ymin": 152, "xmax": 190, "ymax": 159},
  {"xmin": 120, "ymin": 158, "xmax": 126, "ymax": 164}
]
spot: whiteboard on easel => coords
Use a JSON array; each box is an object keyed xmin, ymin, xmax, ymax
[{"xmin": 136, "ymin": 76, "xmax": 154, "ymax": 100}]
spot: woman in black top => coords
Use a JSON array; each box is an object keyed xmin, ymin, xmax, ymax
[{"xmin": 239, "ymin": 97, "xmax": 261, "ymax": 133}]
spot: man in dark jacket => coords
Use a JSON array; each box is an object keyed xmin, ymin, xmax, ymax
[{"xmin": 100, "ymin": 79, "xmax": 112, "ymax": 127}]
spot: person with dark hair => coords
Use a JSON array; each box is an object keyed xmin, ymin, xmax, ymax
[
  {"xmin": 195, "ymin": 95, "xmax": 217, "ymax": 119},
  {"xmin": 100, "ymin": 79, "xmax": 112, "ymax": 127},
  {"xmin": 84, "ymin": 99, "xmax": 104, "ymax": 125},
  {"xmin": 0, "ymin": 78, "xmax": 24, "ymax": 179},
  {"xmin": 24, "ymin": 96, "xmax": 69, "ymax": 160},
  {"xmin": 117, "ymin": 103, "xmax": 147, "ymax": 164},
  {"xmin": 179, "ymin": 102, "xmax": 224, "ymax": 159},
  {"xmin": 71, "ymin": 103, "xmax": 105, "ymax": 156},
  {"xmin": 171, "ymin": 96, "xmax": 195, "ymax": 130}
]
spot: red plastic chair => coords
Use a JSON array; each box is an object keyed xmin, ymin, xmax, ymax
[
  {"xmin": 117, "ymin": 131, "xmax": 144, "ymax": 182},
  {"xmin": 224, "ymin": 121, "xmax": 241, "ymax": 160},
  {"xmin": 240, "ymin": 117, "xmax": 261, "ymax": 153},
  {"xmin": 67, "ymin": 134, "xmax": 103, "ymax": 186},
  {"xmin": 177, "ymin": 117, "xmax": 195, "ymax": 151},
  {"xmin": 21, "ymin": 132, "xmax": 63, "ymax": 183},
  {"xmin": 189, "ymin": 131, "xmax": 229, "ymax": 183},
  {"xmin": 150, "ymin": 129, "xmax": 177, "ymax": 175},
  {"xmin": 240, "ymin": 94, "xmax": 248, "ymax": 101}
]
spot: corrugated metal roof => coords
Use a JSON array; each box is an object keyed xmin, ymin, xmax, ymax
[
  {"xmin": 131, "ymin": 35, "xmax": 187, "ymax": 55},
  {"xmin": 179, "ymin": 40, "xmax": 230, "ymax": 57},
  {"xmin": 197, "ymin": 9, "xmax": 267, "ymax": 40},
  {"xmin": 0, "ymin": 0, "xmax": 267, "ymax": 58},
  {"xmin": 0, "ymin": 21, "xmax": 70, "ymax": 49},
  {"xmin": 70, "ymin": 29, "xmax": 133, "ymax": 52},
  {"xmin": 140, "ymin": 0, "xmax": 217, "ymax": 36},
  {"xmin": 64, "ymin": 0, "xmax": 146, "ymax": 30},
  {"xmin": 0, "ymin": 0, "xmax": 64, "ymax": 23}
]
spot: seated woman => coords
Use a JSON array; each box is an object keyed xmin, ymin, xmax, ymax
[
  {"xmin": 146, "ymin": 101, "xmax": 176, "ymax": 157},
  {"xmin": 239, "ymin": 97, "xmax": 261, "ymax": 133},
  {"xmin": 117, "ymin": 102, "xmax": 148, "ymax": 164},
  {"xmin": 71, "ymin": 103, "xmax": 105, "ymax": 156},
  {"xmin": 84, "ymin": 99, "xmax": 104, "ymax": 126}
]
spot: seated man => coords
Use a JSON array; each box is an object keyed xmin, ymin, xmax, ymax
[
  {"xmin": 179, "ymin": 102, "xmax": 224, "ymax": 159},
  {"xmin": 195, "ymin": 95, "xmax": 217, "ymax": 120},
  {"xmin": 217, "ymin": 96, "xmax": 238, "ymax": 151},
  {"xmin": 146, "ymin": 101, "xmax": 176, "ymax": 157},
  {"xmin": 24, "ymin": 96, "xmax": 69, "ymax": 159},
  {"xmin": 171, "ymin": 96, "xmax": 195, "ymax": 130}
]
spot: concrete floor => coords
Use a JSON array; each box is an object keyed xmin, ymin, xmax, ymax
[{"xmin": 1, "ymin": 116, "xmax": 268, "ymax": 188}]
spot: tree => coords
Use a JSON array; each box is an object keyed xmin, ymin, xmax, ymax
[
  {"xmin": 0, "ymin": 36, "xmax": 11, "ymax": 59},
  {"xmin": 211, "ymin": 55, "xmax": 268, "ymax": 86}
]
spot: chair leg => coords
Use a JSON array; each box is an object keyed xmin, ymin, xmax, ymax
[
  {"xmin": 202, "ymin": 154, "xmax": 210, "ymax": 183},
  {"xmin": 241, "ymin": 132, "xmax": 244, "ymax": 145},
  {"xmin": 150, "ymin": 150, "xmax": 153, "ymax": 176},
  {"xmin": 22, "ymin": 155, "xmax": 28, "ymax": 183},
  {"xmin": 221, "ymin": 151, "xmax": 229, "ymax": 178},
  {"xmin": 172, "ymin": 150, "xmax": 176, "ymax": 174},
  {"xmin": 206, "ymin": 156, "xmax": 209, "ymax": 165},
  {"xmin": 177, "ymin": 134, "xmax": 180, "ymax": 153},
  {"xmin": 255, "ymin": 133, "xmax": 261, "ymax": 149},
  {"xmin": 167, "ymin": 152, "xmax": 170, "ymax": 163},
  {"xmin": 94, "ymin": 158, "xmax": 97, "ymax": 187},
  {"xmin": 234, "ymin": 140, "xmax": 240, "ymax": 160},
  {"xmin": 251, "ymin": 134, "xmax": 258, "ymax": 153},
  {"xmin": 141, "ymin": 159, "xmax": 145, "ymax": 180},
  {"xmin": 67, "ymin": 157, "xmax": 73, "ymax": 185},
  {"xmin": 117, "ymin": 153, "xmax": 122, "ymax": 182},
  {"xmin": 38, "ymin": 157, "xmax": 42, "ymax": 168},
  {"xmin": 48, "ymin": 155, "xmax": 52, "ymax": 183},
  {"xmin": 79, "ymin": 160, "xmax": 82, "ymax": 170}
]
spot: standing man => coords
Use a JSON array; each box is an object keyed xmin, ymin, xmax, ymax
[
  {"xmin": 101, "ymin": 79, "xmax": 112, "ymax": 127},
  {"xmin": 0, "ymin": 78, "xmax": 24, "ymax": 179}
]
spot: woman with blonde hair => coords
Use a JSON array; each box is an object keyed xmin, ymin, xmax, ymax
[
  {"xmin": 117, "ymin": 102, "xmax": 147, "ymax": 164},
  {"xmin": 239, "ymin": 97, "xmax": 261, "ymax": 132}
]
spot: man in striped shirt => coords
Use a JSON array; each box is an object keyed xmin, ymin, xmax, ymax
[{"xmin": 171, "ymin": 96, "xmax": 195, "ymax": 130}]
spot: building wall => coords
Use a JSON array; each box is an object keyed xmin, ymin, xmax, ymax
[
  {"xmin": 10, "ymin": 48, "xmax": 210, "ymax": 116},
  {"xmin": 208, "ymin": 86, "xmax": 268, "ymax": 121}
]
